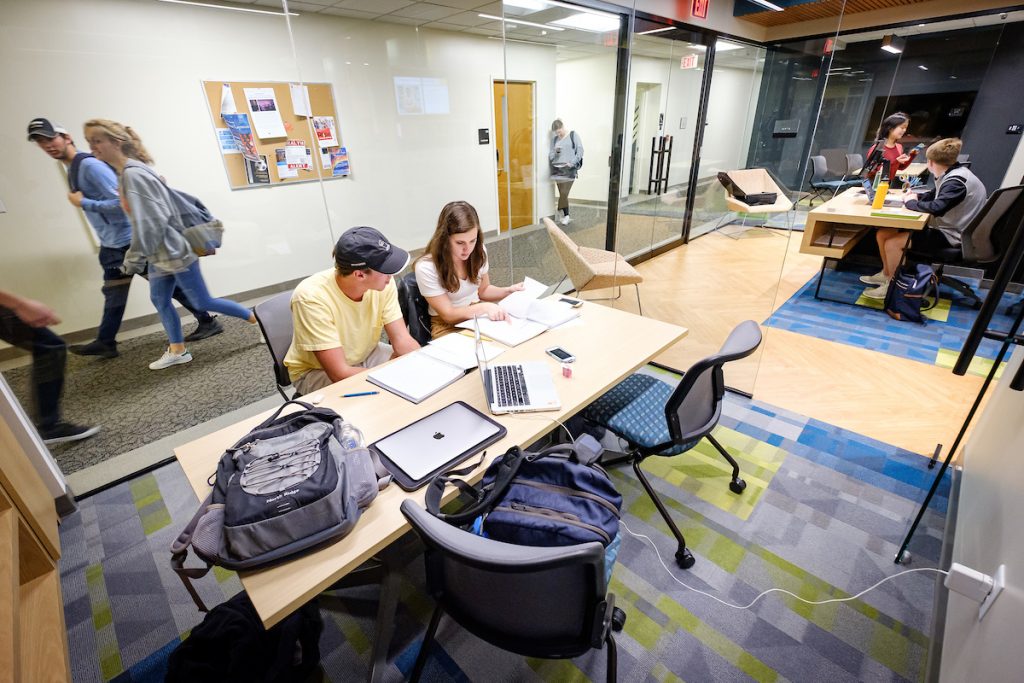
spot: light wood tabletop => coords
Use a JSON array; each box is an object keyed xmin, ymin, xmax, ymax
[
  {"xmin": 174, "ymin": 300, "xmax": 687, "ymax": 628},
  {"xmin": 800, "ymin": 187, "xmax": 929, "ymax": 259}
]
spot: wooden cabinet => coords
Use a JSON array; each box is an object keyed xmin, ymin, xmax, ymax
[{"xmin": 0, "ymin": 415, "xmax": 71, "ymax": 683}]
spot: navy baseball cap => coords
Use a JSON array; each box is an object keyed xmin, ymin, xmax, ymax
[
  {"xmin": 334, "ymin": 227, "xmax": 409, "ymax": 275},
  {"xmin": 27, "ymin": 118, "xmax": 69, "ymax": 141}
]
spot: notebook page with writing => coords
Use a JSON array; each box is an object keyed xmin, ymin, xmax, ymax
[{"xmin": 366, "ymin": 352, "xmax": 465, "ymax": 403}]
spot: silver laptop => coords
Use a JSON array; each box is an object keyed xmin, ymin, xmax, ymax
[
  {"xmin": 372, "ymin": 402, "xmax": 503, "ymax": 484},
  {"xmin": 473, "ymin": 318, "xmax": 561, "ymax": 414}
]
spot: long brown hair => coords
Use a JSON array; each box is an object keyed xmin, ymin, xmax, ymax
[
  {"xmin": 419, "ymin": 201, "xmax": 486, "ymax": 293},
  {"xmin": 83, "ymin": 118, "xmax": 154, "ymax": 164}
]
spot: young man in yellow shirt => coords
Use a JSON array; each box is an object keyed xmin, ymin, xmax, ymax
[{"xmin": 285, "ymin": 227, "xmax": 421, "ymax": 394}]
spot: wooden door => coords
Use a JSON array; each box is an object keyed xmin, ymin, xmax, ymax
[{"xmin": 494, "ymin": 81, "xmax": 534, "ymax": 231}]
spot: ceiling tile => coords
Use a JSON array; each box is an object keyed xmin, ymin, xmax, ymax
[
  {"xmin": 463, "ymin": 26, "xmax": 502, "ymax": 36},
  {"xmin": 376, "ymin": 15, "xmax": 426, "ymax": 26},
  {"xmin": 429, "ymin": 0, "xmax": 492, "ymax": 10},
  {"xmin": 474, "ymin": 2, "xmax": 503, "ymax": 16},
  {"xmin": 439, "ymin": 11, "xmax": 492, "ymax": 27},
  {"xmin": 390, "ymin": 3, "xmax": 463, "ymax": 21},
  {"xmin": 283, "ymin": 0, "xmax": 336, "ymax": 6},
  {"xmin": 318, "ymin": 7, "xmax": 382, "ymax": 18},
  {"xmin": 283, "ymin": 1, "xmax": 332, "ymax": 10},
  {"xmin": 334, "ymin": 0, "xmax": 414, "ymax": 12}
]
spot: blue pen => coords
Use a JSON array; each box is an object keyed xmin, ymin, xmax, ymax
[{"xmin": 342, "ymin": 390, "xmax": 379, "ymax": 398}]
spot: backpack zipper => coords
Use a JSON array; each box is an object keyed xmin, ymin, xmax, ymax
[
  {"xmin": 513, "ymin": 479, "xmax": 620, "ymax": 518},
  {"xmin": 495, "ymin": 503, "xmax": 612, "ymax": 544}
]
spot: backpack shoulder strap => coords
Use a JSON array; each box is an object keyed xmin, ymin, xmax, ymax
[
  {"xmin": 570, "ymin": 131, "xmax": 577, "ymax": 152},
  {"xmin": 425, "ymin": 447, "xmax": 527, "ymax": 524},
  {"xmin": 67, "ymin": 152, "xmax": 94, "ymax": 192},
  {"xmin": 170, "ymin": 491, "xmax": 215, "ymax": 612}
]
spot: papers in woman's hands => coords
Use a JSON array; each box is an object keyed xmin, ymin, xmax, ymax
[{"xmin": 454, "ymin": 277, "xmax": 580, "ymax": 346}]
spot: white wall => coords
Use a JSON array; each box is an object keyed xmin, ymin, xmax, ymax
[
  {"xmin": 701, "ymin": 63, "xmax": 763, "ymax": 177},
  {"xmin": 940, "ymin": 347, "xmax": 1024, "ymax": 681},
  {"xmin": 0, "ymin": 0, "xmax": 556, "ymax": 335}
]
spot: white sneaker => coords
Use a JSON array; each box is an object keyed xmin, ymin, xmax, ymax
[
  {"xmin": 149, "ymin": 349, "xmax": 193, "ymax": 370},
  {"xmin": 859, "ymin": 271, "xmax": 888, "ymax": 286},
  {"xmin": 560, "ymin": 215, "xmax": 571, "ymax": 226},
  {"xmin": 863, "ymin": 282, "xmax": 889, "ymax": 300}
]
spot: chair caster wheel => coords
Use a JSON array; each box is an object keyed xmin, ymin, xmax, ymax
[
  {"xmin": 729, "ymin": 478, "xmax": 747, "ymax": 494},
  {"xmin": 675, "ymin": 547, "xmax": 696, "ymax": 569},
  {"xmin": 611, "ymin": 607, "xmax": 626, "ymax": 632}
]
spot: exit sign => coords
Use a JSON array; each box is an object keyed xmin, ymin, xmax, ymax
[
  {"xmin": 692, "ymin": 0, "xmax": 709, "ymax": 19},
  {"xmin": 680, "ymin": 53, "xmax": 699, "ymax": 69}
]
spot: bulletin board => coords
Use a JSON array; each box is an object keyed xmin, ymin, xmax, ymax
[{"xmin": 201, "ymin": 80, "xmax": 350, "ymax": 190}]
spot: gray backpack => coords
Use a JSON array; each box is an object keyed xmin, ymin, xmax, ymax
[{"xmin": 171, "ymin": 401, "xmax": 390, "ymax": 611}]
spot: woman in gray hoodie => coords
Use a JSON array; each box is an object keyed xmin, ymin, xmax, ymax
[{"xmin": 83, "ymin": 119, "xmax": 256, "ymax": 370}]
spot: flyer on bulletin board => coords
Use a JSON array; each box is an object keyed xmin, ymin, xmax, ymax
[
  {"xmin": 275, "ymin": 148, "xmax": 297, "ymax": 178},
  {"xmin": 285, "ymin": 140, "xmax": 312, "ymax": 170},
  {"xmin": 221, "ymin": 113, "xmax": 260, "ymax": 161},
  {"xmin": 331, "ymin": 147, "xmax": 350, "ymax": 177},
  {"xmin": 312, "ymin": 116, "xmax": 338, "ymax": 147},
  {"xmin": 245, "ymin": 155, "xmax": 271, "ymax": 184},
  {"xmin": 243, "ymin": 87, "xmax": 287, "ymax": 139}
]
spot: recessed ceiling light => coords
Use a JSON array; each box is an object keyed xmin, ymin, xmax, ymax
[
  {"xmin": 156, "ymin": 0, "xmax": 297, "ymax": 16},
  {"xmin": 638, "ymin": 26, "xmax": 674, "ymax": 35},
  {"xmin": 918, "ymin": 65, "xmax": 928, "ymax": 70},
  {"xmin": 478, "ymin": 13, "xmax": 563, "ymax": 31},
  {"xmin": 748, "ymin": 0, "xmax": 784, "ymax": 11},
  {"xmin": 880, "ymin": 34, "xmax": 905, "ymax": 54},
  {"xmin": 551, "ymin": 12, "xmax": 620, "ymax": 32},
  {"xmin": 715, "ymin": 40, "xmax": 745, "ymax": 52},
  {"xmin": 502, "ymin": 0, "xmax": 546, "ymax": 10}
]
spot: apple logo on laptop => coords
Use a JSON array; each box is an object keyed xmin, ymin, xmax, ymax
[{"xmin": 433, "ymin": 431, "xmax": 445, "ymax": 440}]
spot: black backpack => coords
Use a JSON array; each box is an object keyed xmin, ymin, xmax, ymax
[
  {"xmin": 171, "ymin": 400, "xmax": 391, "ymax": 611},
  {"xmin": 570, "ymin": 130, "xmax": 583, "ymax": 169},
  {"xmin": 67, "ymin": 152, "xmax": 92, "ymax": 192},
  {"xmin": 884, "ymin": 263, "xmax": 938, "ymax": 323}
]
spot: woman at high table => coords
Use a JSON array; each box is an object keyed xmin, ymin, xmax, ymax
[
  {"xmin": 860, "ymin": 138, "xmax": 987, "ymax": 300},
  {"xmin": 863, "ymin": 112, "xmax": 915, "ymax": 186}
]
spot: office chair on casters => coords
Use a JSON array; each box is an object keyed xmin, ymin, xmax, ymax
[
  {"xmin": 543, "ymin": 217, "xmax": 643, "ymax": 314},
  {"xmin": 905, "ymin": 185, "xmax": 1024, "ymax": 310},
  {"xmin": 395, "ymin": 272, "xmax": 432, "ymax": 345},
  {"xmin": 252, "ymin": 290, "xmax": 298, "ymax": 401},
  {"xmin": 400, "ymin": 500, "xmax": 624, "ymax": 683},
  {"xmin": 582, "ymin": 320, "xmax": 763, "ymax": 570}
]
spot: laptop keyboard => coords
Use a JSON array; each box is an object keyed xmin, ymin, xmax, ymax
[{"xmin": 492, "ymin": 365, "xmax": 531, "ymax": 407}]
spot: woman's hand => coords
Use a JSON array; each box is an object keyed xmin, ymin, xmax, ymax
[
  {"xmin": 480, "ymin": 302, "xmax": 508, "ymax": 321},
  {"xmin": 506, "ymin": 282, "xmax": 525, "ymax": 294},
  {"xmin": 896, "ymin": 154, "xmax": 911, "ymax": 164},
  {"xmin": 68, "ymin": 191, "xmax": 84, "ymax": 207}
]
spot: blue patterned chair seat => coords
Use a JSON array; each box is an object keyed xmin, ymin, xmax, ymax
[{"xmin": 584, "ymin": 374, "xmax": 698, "ymax": 456}]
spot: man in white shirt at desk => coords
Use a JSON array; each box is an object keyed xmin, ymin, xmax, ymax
[{"xmin": 285, "ymin": 227, "xmax": 421, "ymax": 394}]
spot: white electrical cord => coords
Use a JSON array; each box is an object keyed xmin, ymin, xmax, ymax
[
  {"xmin": 506, "ymin": 413, "xmax": 576, "ymax": 443},
  {"xmin": 620, "ymin": 521, "xmax": 948, "ymax": 610}
]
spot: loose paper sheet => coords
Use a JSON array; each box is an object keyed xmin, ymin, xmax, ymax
[
  {"xmin": 289, "ymin": 83, "xmax": 311, "ymax": 117},
  {"xmin": 243, "ymin": 87, "xmax": 287, "ymax": 139}
]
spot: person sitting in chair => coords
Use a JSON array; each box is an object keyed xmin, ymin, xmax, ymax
[
  {"xmin": 861, "ymin": 138, "xmax": 986, "ymax": 300},
  {"xmin": 285, "ymin": 227, "xmax": 420, "ymax": 394}
]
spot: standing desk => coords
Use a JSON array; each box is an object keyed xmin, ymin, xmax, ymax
[
  {"xmin": 174, "ymin": 302, "xmax": 687, "ymax": 655},
  {"xmin": 799, "ymin": 187, "xmax": 929, "ymax": 302}
]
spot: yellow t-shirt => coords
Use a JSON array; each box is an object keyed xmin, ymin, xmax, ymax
[{"xmin": 284, "ymin": 269, "xmax": 403, "ymax": 380}]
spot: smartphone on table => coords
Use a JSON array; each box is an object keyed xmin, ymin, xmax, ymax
[{"xmin": 546, "ymin": 346, "xmax": 576, "ymax": 363}]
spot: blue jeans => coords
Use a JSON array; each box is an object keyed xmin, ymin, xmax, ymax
[
  {"xmin": 98, "ymin": 245, "xmax": 212, "ymax": 345},
  {"xmin": 149, "ymin": 261, "xmax": 250, "ymax": 344}
]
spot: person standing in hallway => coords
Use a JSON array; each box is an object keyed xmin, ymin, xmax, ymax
[
  {"xmin": 82, "ymin": 119, "xmax": 255, "ymax": 370},
  {"xmin": 27, "ymin": 118, "xmax": 222, "ymax": 360},
  {"xmin": 0, "ymin": 289, "xmax": 100, "ymax": 445},
  {"xmin": 549, "ymin": 119, "xmax": 583, "ymax": 226}
]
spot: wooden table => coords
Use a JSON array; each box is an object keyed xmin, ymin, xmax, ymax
[
  {"xmin": 175, "ymin": 302, "xmax": 687, "ymax": 631},
  {"xmin": 798, "ymin": 187, "xmax": 929, "ymax": 303}
]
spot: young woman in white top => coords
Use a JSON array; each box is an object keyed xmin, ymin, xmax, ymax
[{"xmin": 414, "ymin": 201, "xmax": 523, "ymax": 338}]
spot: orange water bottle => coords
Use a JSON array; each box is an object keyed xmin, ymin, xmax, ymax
[{"xmin": 872, "ymin": 175, "xmax": 889, "ymax": 210}]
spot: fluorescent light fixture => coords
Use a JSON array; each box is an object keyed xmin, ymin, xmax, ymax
[
  {"xmin": 918, "ymin": 64, "xmax": 928, "ymax": 70},
  {"xmin": 551, "ymin": 12, "xmax": 620, "ymax": 32},
  {"xmin": 715, "ymin": 40, "xmax": 745, "ymax": 52},
  {"xmin": 747, "ymin": 0, "xmax": 784, "ymax": 11},
  {"xmin": 479, "ymin": 13, "xmax": 563, "ymax": 30},
  {"xmin": 542, "ymin": 0, "xmax": 618, "ymax": 19},
  {"xmin": 639, "ymin": 26, "xmax": 675, "ymax": 35},
  {"xmin": 155, "ymin": 0, "xmax": 298, "ymax": 16},
  {"xmin": 880, "ymin": 34, "xmax": 905, "ymax": 54},
  {"xmin": 502, "ymin": 0, "xmax": 547, "ymax": 9},
  {"xmin": 828, "ymin": 66, "xmax": 851, "ymax": 71}
]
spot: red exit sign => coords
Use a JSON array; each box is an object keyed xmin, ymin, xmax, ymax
[
  {"xmin": 680, "ymin": 54, "xmax": 699, "ymax": 69},
  {"xmin": 692, "ymin": 0, "xmax": 709, "ymax": 19}
]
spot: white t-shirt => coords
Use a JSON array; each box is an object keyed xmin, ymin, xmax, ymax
[{"xmin": 414, "ymin": 247, "xmax": 490, "ymax": 316}]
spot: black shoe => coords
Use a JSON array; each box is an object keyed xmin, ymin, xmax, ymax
[
  {"xmin": 40, "ymin": 422, "xmax": 101, "ymax": 445},
  {"xmin": 69, "ymin": 340, "xmax": 118, "ymax": 358},
  {"xmin": 185, "ymin": 318, "xmax": 224, "ymax": 342}
]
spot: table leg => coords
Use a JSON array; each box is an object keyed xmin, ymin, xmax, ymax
[{"xmin": 367, "ymin": 559, "xmax": 401, "ymax": 683}]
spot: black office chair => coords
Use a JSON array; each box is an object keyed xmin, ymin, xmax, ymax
[
  {"xmin": 252, "ymin": 290, "xmax": 297, "ymax": 400},
  {"xmin": 582, "ymin": 320, "xmax": 762, "ymax": 570},
  {"xmin": 905, "ymin": 185, "xmax": 1024, "ymax": 309},
  {"xmin": 400, "ymin": 500, "xmax": 623, "ymax": 683},
  {"xmin": 396, "ymin": 272, "xmax": 432, "ymax": 345},
  {"xmin": 808, "ymin": 155, "xmax": 860, "ymax": 205}
]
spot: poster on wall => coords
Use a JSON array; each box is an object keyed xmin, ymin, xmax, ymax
[
  {"xmin": 331, "ymin": 147, "xmax": 350, "ymax": 177},
  {"xmin": 285, "ymin": 139, "xmax": 312, "ymax": 170},
  {"xmin": 243, "ymin": 87, "xmax": 287, "ymax": 138},
  {"xmin": 216, "ymin": 128, "xmax": 240, "ymax": 154},
  {"xmin": 221, "ymin": 113, "xmax": 260, "ymax": 161},
  {"xmin": 245, "ymin": 155, "xmax": 271, "ymax": 184},
  {"xmin": 393, "ymin": 77, "xmax": 450, "ymax": 115},
  {"xmin": 220, "ymin": 83, "xmax": 238, "ymax": 115},
  {"xmin": 275, "ymin": 148, "xmax": 298, "ymax": 178},
  {"xmin": 312, "ymin": 116, "xmax": 338, "ymax": 146}
]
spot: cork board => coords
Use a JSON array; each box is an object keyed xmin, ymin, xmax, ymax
[{"xmin": 201, "ymin": 80, "xmax": 348, "ymax": 189}]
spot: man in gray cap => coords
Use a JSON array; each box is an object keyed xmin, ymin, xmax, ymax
[
  {"xmin": 284, "ymin": 227, "xmax": 420, "ymax": 394},
  {"xmin": 27, "ymin": 117, "xmax": 222, "ymax": 359}
]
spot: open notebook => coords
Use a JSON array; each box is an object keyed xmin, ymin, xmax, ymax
[
  {"xmin": 454, "ymin": 277, "xmax": 579, "ymax": 346},
  {"xmin": 365, "ymin": 333, "xmax": 504, "ymax": 404}
]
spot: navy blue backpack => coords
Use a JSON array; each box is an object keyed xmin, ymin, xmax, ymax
[
  {"xmin": 884, "ymin": 263, "xmax": 938, "ymax": 324},
  {"xmin": 425, "ymin": 441, "xmax": 621, "ymax": 550}
]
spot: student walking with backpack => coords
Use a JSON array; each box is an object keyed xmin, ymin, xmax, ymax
[
  {"xmin": 26, "ymin": 118, "xmax": 222, "ymax": 359},
  {"xmin": 549, "ymin": 119, "xmax": 583, "ymax": 226},
  {"xmin": 82, "ymin": 119, "xmax": 256, "ymax": 370}
]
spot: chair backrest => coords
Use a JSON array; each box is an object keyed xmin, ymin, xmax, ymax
[
  {"xmin": 252, "ymin": 290, "xmax": 295, "ymax": 391},
  {"xmin": 809, "ymin": 155, "xmax": 829, "ymax": 183},
  {"xmin": 663, "ymin": 320, "xmax": 763, "ymax": 444},
  {"xmin": 543, "ymin": 217, "xmax": 595, "ymax": 291},
  {"xmin": 963, "ymin": 184, "xmax": 1024, "ymax": 265},
  {"xmin": 400, "ymin": 500, "xmax": 609, "ymax": 659},
  {"xmin": 958, "ymin": 154, "xmax": 970, "ymax": 163},
  {"xmin": 727, "ymin": 168, "xmax": 782, "ymax": 196},
  {"xmin": 396, "ymin": 272, "xmax": 432, "ymax": 346},
  {"xmin": 846, "ymin": 153, "xmax": 864, "ymax": 176}
]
